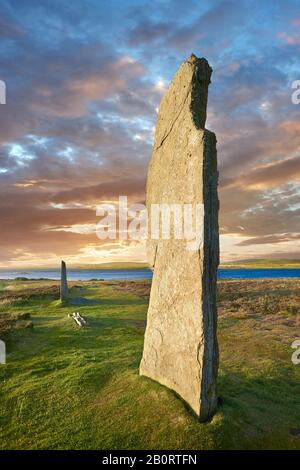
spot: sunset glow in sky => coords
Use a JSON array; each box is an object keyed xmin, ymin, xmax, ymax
[{"xmin": 0, "ymin": 0, "xmax": 300, "ymax": 267}]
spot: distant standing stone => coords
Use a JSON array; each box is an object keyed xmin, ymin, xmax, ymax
[
  {"xmin": 60, "ymin": 260, "xmax": 68, "ymax": 302},
  {"xmin": 140, "ymin": 54, "xmax": 219, "ymax": 421}
]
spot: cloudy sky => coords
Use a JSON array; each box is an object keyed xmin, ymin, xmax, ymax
[{"xmin": 0, "ymin": 0, "xmax": 299, "ymax": 267}]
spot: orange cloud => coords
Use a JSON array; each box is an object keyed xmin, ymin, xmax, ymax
[
  {"xmin": 278, "ymin": 31, "xmax": 300, "ymax": 45},
  {"xmin": 280, "ymin": 120, "xmax": 300, "ymax": 134}
]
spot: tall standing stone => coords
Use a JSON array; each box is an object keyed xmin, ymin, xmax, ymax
[
  {"xmin": 140, "ymin": 55, "xmax": 219, "ymax": 421},
  {"xmin": 60, "ymin": 260, "xmax": 68, "ymax": 302}
]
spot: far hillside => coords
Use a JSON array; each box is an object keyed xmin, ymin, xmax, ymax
[
  {"xmin": 221, "ymin": 259, "xmax": 300, "ymax": 269},
  {"xmin": 71, "ymin": 262, "xmax": 149, "ymax": 270}
]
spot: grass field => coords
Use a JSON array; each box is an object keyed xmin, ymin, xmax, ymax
[{"xmin": 0, "ymin": 278, "xmax": 299, "ymax": 450}]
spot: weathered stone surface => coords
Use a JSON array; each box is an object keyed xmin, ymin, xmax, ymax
[
  {"xmin": 60, "ymin": 260, "xmax": 68, "ymax": 302},
  {"xmin": 140, "ymin": 54, "xmax": 219, "ymax": 421},
  {"xmin": 0, "ymin": 339, "xmax": 5, "ymax": 364}
]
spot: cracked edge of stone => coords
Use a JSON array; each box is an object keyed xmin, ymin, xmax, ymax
[{"xmin": 155, "ymin": 54, "xmax": 213, "ymax": 151}]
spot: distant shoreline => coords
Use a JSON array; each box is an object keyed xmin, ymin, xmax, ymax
[
  {"xmin": 0, "ymin": 266, "xmax": 300, "ymax": 281},
  {"xmin": 220, "ymin": 264, "xmax": 300, "ymax": 269},
  {"xmin": 1, "ymin": 259, "xmax": 300, "ymax": 271}
]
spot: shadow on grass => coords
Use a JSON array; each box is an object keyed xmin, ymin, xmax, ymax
[
  {"xmin": 65, "ymin": 295, "xmax": 146, "ymax": 308},
  {"xmin": 214, "ymin": 368, "xmax": 300, "ymax": 449},
  {"xmin": 67, "ymin": 297, "xmax": 102, "ymax": 306}
]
